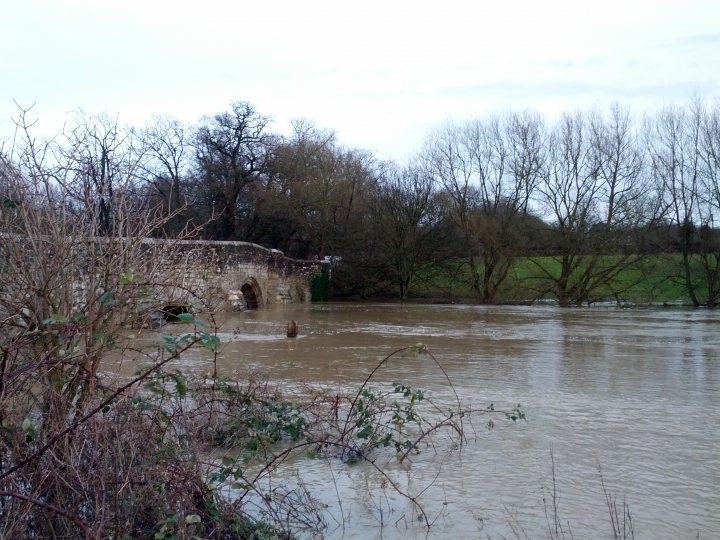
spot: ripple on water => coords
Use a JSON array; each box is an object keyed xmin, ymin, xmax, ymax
[
  {"xmin": 216, "ymin": 332, "xmax": 291, "ymax": 342},
  {"xmin": 172, "ymin": 304, "xmax": 720, "ymax": 538}
]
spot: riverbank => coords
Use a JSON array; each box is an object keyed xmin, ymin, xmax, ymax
[{"xmin": 363, "ymin": 254, "xmax": 709, "ymax": 306}]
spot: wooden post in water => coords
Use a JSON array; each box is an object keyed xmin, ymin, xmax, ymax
[{"xmin": 287, "ymin": 320, "xmax": 298, "ymax": 338}]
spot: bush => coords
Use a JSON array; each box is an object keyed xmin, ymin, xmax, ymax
[{"xmin": 309, "ymin": 268, "xmax": 331, "ymax": 301}]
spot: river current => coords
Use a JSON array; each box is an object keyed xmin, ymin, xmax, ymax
[{"xmin": 152, "ymin": 303, "xmax": 719, "ymax": 539}]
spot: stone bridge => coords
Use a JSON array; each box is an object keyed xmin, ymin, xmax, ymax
[{"xmin": 149, "ymin": 239, "xmax": 327, "ymax": 312}]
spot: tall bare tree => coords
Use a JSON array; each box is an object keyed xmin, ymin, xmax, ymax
[
  {"xmin": 534, "ymin": 107, "xmax": 658, "ymax": 306},
  {"xmin": 360, "ymin": 163, "xmax": 442, "ymax": 300},
  {"xmin": 137, "ymin": 115, "xmax": 191, "ymax": 235},
  {"xmin": 650, "ymin": 101, "xmax": 720, "ymax": 307},
  {"xmin": 423, "ymin": 113, "xmax": 543, "ymax": 303},
  {"xmin": 56, "ymin": 111, "xmax": 142, "ymax": 235},
  {"xmin": 267, "ymin": 120, "xmax": 376, "ymax": 258},
  {"xmin": 698, "ymin": 101, "xmax": 720, "ymax": 306},
  {"xmin": 193, "ymin": 101, "xmax": 274, "ymax": 240}
]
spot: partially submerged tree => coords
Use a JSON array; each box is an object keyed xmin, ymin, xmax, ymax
[
  {"xmin": 649, "ymin": 101, "xmax": 720, "ymax": 307},
  {"xmin": 361, "ymin": 163, "xmax": 443, "ymax": 300},
  {"xmin": 531, "ymin": 107, "xmax": 660, "ymax": 306}
]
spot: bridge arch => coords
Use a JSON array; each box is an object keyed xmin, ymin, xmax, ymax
[{"xmin": 240, "ymin": 278, "xmax": 263, "ymax": 309}]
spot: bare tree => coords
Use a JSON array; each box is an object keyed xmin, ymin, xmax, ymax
[
  {"xmin": 698, "ymin": 100, "xmax": 720, "ymax": 306},
  {"xmin": 534, "ymin": 107, "xmax": 659, "ymax": 306},
  {"xmin": 267, "ymin": 119, "xmax": 376, "ymax": 259},
  {"xmin": 193, "ymin": 101, "xmax": 274, "ymax": 240},
  {"xmin": 423, "ymin": 113, "xmax": 542, "ymax": 303},
  {"xmin": 651, "ymin": 101, "xmax": 720, "ymax": 307},
  {"xmin": 0, "ymin": 106, "xmax": 207, "ymax": 536},
  {"xmin": 361, "ymin": 163, "xmax": 441, "ymax": 300},
  {"xmin": 56, "ymin": 111, "xmax": 141, "ymax": 235},
  {"xmin": 137, "ymin": 115, "xmax": 191, "ymax": 236}
]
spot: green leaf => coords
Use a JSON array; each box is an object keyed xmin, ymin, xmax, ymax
[
  {"xmin": 355, "ymin": 424, "xmax": 372, "ymax": 440},
  {"xmin": 176, "ymin": 333, "xmax": 193, "ymax": 345},
  {"xmin": 199, "ymin": 333, "xmax": 221, "ymax": 352},
  {"xmin": 119, "ymin": 273, "xmax": 136, "ymax": 285},
  {"xmin": 2, "ymin": 198, "xmax": 18, "ymax": 208},
  {"xmin": 42, "ymin": 313, "xmax": 68, "ymax": 325},
  {"xmin": 21, "ymin": 418, "xmax": 32, "ymax": 431},
  {"xmin": 173, "ymin": 373, "xmax": 187, "ymax": 397},
  {"xmin": 185, "ymin": 514, "xmax": 202, "ymax": 524},
  {"xmin": 99, "ymin": 291, "xmax": 115, "ymax": 304},
  {"xmin": 176, "ymin": 312, "xmax": 193, "ymax": 323}
]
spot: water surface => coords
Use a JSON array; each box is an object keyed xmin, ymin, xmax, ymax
[{"xmin": 164, "ymin": 303, "xmax": 720, "ymax": 539}]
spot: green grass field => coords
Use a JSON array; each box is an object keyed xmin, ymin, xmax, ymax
[{"xmin": 408, "ymin": 254, "xmax": 706, "ymax": 305}]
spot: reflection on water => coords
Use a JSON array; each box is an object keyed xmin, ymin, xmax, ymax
[{"xmin": 150, "ymin": 303, "xmax": 720, "ymax": 538}]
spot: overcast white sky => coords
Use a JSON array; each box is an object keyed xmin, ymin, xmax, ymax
[{"xmin": 2, "ymin": 0, "xmax": 719, "ymax": 161}]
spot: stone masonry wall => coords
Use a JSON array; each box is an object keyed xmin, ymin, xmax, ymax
[{"xmin": 143, "ymin": 239, "xmax": 327, "ymax": 311}]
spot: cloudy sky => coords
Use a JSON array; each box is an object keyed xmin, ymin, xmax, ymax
[{"xmin": 3, "ymin": 0, "xmax": 719, "ymax": 161}]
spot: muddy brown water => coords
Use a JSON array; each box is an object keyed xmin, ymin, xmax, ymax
[{"xmin": 130, "ymin": 303, "xmax": 720, "ymax": 539}]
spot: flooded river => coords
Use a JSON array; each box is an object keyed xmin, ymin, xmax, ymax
[{"xmin": 174, "ymin": 303, "xmax": 719, "ymax": 539}]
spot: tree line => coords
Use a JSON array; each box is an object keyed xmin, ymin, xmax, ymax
[{"xmin": 2, "ymin": 99, "xmax": 720, "ymax": 307}]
